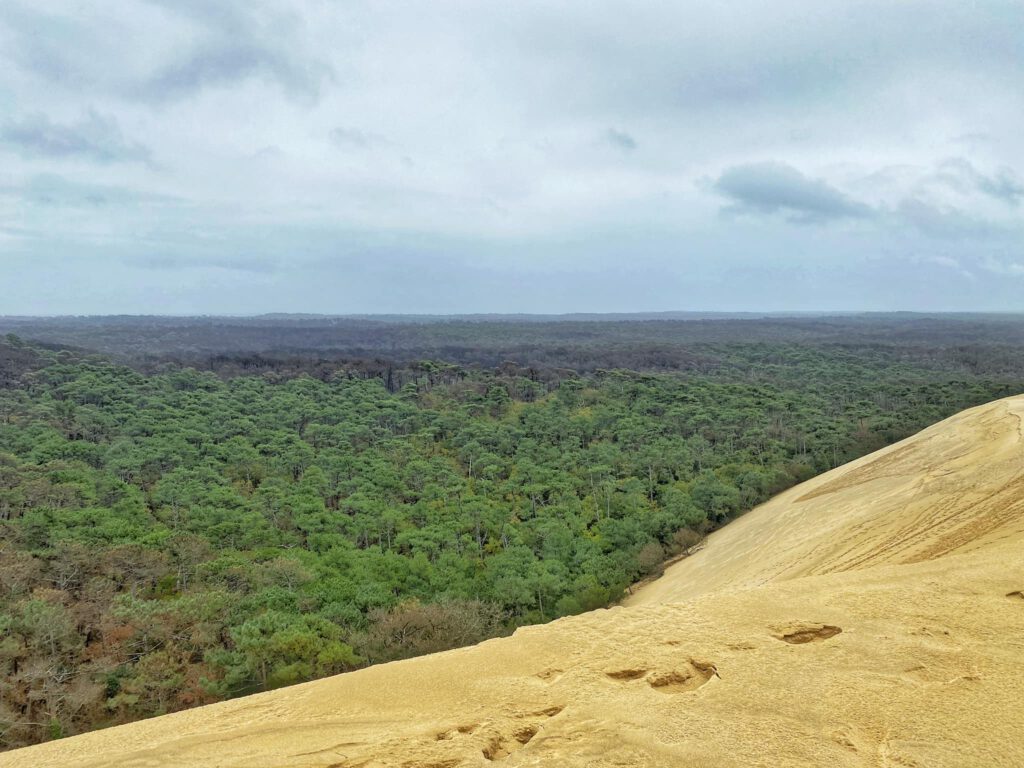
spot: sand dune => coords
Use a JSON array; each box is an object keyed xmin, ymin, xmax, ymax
[{"xmin": 5, "ymin": 397, "xmax": 1024, "ymax": 768}]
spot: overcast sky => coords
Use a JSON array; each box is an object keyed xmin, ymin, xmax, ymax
[{"xmin": 2, "ymin": 0, "xmax": 1023, "ymax": 314}]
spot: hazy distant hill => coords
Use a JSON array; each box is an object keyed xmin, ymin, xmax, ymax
[{"xmin": 4, "ymin": 313, "xmax": 1024, "ymax": 372}]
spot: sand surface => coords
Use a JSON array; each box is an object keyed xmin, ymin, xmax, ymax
[{"xmin": 4, "ymin": 396, "xmax": 1024, "ymax": 767}]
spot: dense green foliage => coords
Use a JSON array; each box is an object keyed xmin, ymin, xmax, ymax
[{"xmin": 1, "ymin": 329, "xmax": 1021, "ymax": 748}]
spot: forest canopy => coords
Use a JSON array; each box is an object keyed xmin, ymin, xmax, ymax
[{"xmin": 2, "ymin": 315, "xmax": 1023, "ymax": 749}]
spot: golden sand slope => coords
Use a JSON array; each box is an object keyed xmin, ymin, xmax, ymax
[{"xmin": 5, "ymin": 397, "xmax": 1024, "ymax": 768}]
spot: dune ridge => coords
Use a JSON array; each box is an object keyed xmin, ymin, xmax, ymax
[{"xmin": 4, "ymin": 396, "xmax": 1024, "ymax": 767}]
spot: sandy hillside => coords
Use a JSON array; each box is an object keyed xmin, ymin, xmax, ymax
[{"xmin": 4, "ymin": 397, "xmax": 1024, "ymax": 768}]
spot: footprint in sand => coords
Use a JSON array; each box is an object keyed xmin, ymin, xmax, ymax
[
  {"xmin": 604, "ymin": 660, "xmax": 717, "ymax": 694},
  {"xmin": 479, "ymin": 705, "xmax": 565, "ymax": 762},
  {"xmin": 773, "ymin": 623, "xmax": 843, "ymax": 644}
]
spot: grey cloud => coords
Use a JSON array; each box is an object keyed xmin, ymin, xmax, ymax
[
  {"xmin": 977, "ymin": 171, "xmax": 1024, "ymax": 205},
  {"xmin": 139, "ymin": 41, "xmax": 328, "ymax": 103},
  {"xmin": 895, "ymin": 198, "xmax": 1004, "ymax": 241},
  {"xmin": 712, "ymin": 162, "xmax": 874, "ymax": 223},
  {"xmin": 0, "ymin": 4, "xmax": 86, "ymax": 86},
  {"xmin": 606, "ymin": 128, "xmax": 637, "ymax": 151},
  {"xmin": 1, "ymin": 1, "xmax": 331, "ymax": 103},
  {"xmin": 133, "ymin": 0, "xmax": 332, "ymax": 103},
  {"xmin": 0, "ymin": 110, "xmax": 151, "ymax": 165},
  {"xmin": 935, "ymin": 159, "xmax": 1024, "ymax": 205}
]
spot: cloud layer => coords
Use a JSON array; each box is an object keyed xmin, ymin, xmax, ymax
[
  {"xmin": 713, "ymin": 163, "xmax": 873, "ymax": 223},
  {"xmin": 1, "ymin": 0, "xmax": 1023, "ymax": 313},
  {"xmin": 1, "ymin": 111, "xmax": 151, "ymax": 164}
]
